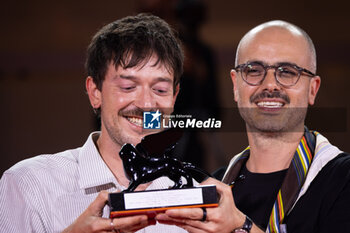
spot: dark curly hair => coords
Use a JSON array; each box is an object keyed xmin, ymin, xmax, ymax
[{"xmin": 85, "ymin": 13, "xmax": 184, "ymax": 93}]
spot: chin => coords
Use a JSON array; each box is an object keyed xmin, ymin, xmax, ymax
[
  {"xmin": 249, "ymin": 125, "xmax": 284, "ymax": 133},
  {"xmin": 127, "ymin": 135, "xmax": 144, "ymax": 146},
  {"xmin": 118, "ymin": 129, "xmax": 162, "ymax": 147},
  {"xmin": 248, "ymin": 121, "xmax": 304, "ymax": 134},
  {"xmin": 130, "ymin": 131, "xmax": 158, "ymax": 144}
]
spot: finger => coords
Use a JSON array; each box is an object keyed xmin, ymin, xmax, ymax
[
  {"xmin": 200, "ymin": 177, "xmax": 221, "ymax": 186},
  {"xmin": 178, "ymin": 218, "xmax": 207, "ymax": 228},
  {"xmin": 156, "ymin": 213, "xmax": 181, "ymax": 223},
  {"xmin": 165, "ymin": 208, "xmax": 205, "ymax": 220},
  {"xmin": 157, "ymin": 219, "xmax": 198, "ymax": 232},
  {"xmin": 158, "ymin": 216, "xmax": 209, "ymax": 233},
  {"xmin": 156, "ymin": 215, "xmax": 189, "ymax": 228},
  {"xmin": 87, "ymin": 190, "xmax": 109, "ymax": 216},
  {"xmin": 93, "ymin": 217, "xmax": 117, "ymax": 231},
  {"xmin": 200, "ymin": 177, "xmax": 231, "ymax": 194},
  {"xmin": 156, "ymin": 214, "xmax": 212, "ymax": 233},
  {"xmin": 157, "ymin": 213, "xmax": 208, "ymax": 229},
  {"xmin": 157, "ymin": 219, "xmax": 180, "ymax": 226},
  {"xmin": 214, "ymin": 180, "xmax": 230, "ymax": 194},
  {"xmin": 112, "ymin": 215, "xmax": 148, "ymax": 231},
  {"xmin": 181, "ymin": 224, "xmax": 208, "ymax": 233},
  {"xmin": 127, "ymin": 219, "xmax": 150, "ymax": 232},
  {"xmin": 201, "ymin": 178, "xmax": 230, "ymax": 194},
  {"xmin": 202, "ymin": 178, "xmax": 233, "ymax": 207},
  {"xmin": 122, "ymin": 220, "xmax": 149, "ymax": 233}
]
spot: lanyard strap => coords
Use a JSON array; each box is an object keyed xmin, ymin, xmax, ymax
[{"xmin": 223, "ymin": 128, "xmax": 316, "ymax": 233}]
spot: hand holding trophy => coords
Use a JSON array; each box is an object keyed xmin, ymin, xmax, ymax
[{"xmin": 109, "ymin": 129, "xmax": 218, "ymax": 218}]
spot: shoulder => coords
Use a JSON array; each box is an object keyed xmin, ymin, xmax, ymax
[
  {"xmin": 286, "ymin": 152, "xmax": 350, "ymax": 232},
  {"xmin": 320, "ymin": 152, "xmax": 350, "ymax": 178},
  {"xmin": 307, "ymin": 152, "xmax": 350, "ymax": 193},
  {"xmin": 1, "ymin": 147, "xmax": 81, "ymax": 185},
  {"xmin": 329, "ymin": 152, "xmax": 350, "ymax": 165},
  {"xmin": 293, "ymin": 152, "xmax": 350, "ymax": 209},
  {"xmin": 301, "ymin": 152, "xmax": 350, "ymax": 204}
]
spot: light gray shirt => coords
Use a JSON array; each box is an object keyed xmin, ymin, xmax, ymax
[{"xmin": 0, "ymin": 132, "xmax": 187, "ymax": 233}]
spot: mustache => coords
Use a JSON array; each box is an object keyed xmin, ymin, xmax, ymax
[
  {"xmin": 250, "ymin": 91, "xmax": 290, "ymax": 104},
  {"xmin": 119, "ymin": 107, "xmax": 160, "ymax": 117}
]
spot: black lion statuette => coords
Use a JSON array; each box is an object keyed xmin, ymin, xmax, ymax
[{"xmin": 119, "ymin": 129, "xmax": 211, "ymax": 192}]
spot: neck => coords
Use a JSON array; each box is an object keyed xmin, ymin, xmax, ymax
[
  {"xmin": 246, "ymin": 126, "xmax": 304, "ymax": 173},
  {"xmin": 96, "ymin": 129, "xmax": 149, "ymax": 190}
]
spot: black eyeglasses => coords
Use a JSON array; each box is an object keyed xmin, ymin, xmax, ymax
[{"xmin": 234, "ymin": 61, "xmax": 316, "ymax": 87}]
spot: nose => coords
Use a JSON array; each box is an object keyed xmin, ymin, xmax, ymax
[
  {"xmin": 260, "ymin": 69, "xmax": 280, "ymax": 92},
  {"xmin": 134, "ymin": 87, "xmax": 156, "ymax": 110}
]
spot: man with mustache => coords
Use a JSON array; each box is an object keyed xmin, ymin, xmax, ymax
[
  {"xmin": 156, "ymin": 20, "xmax": 350, "ymax": 232},
  {"xmin": 0, "ymin": 14, "xmax": 187, "ymax": 233}
]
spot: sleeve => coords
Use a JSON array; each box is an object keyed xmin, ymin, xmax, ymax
[
  {"xmin": 0, "ymin": 170, "xmax": 50, "ymax": 233},
  {"xmin": 319, "ymin": 178, "xmax": 350, "ymax": 232},
  {"xmin": 318, "ymin": 154, "xmax": 350, "ymax": 232}
]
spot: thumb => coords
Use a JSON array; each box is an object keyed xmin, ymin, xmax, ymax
[
  {"xmin": 200, "ymin": 177, "xmax": 232, "ymax": 204},
  {"xmin": 200, "ymin": 177, "xmax": 221, "ymax": 186},
  {"xmin": 87, "ymin": 190, "xmax": 109, "ymax": 217}
]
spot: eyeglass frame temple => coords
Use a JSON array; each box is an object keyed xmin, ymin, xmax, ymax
[
  {"xmin": 234, "ymin": 63, "xmax": 316, "ymax": 77},
  {"xmin": 233, "ymin": 63, "xmax": 317, "ymax": 86}
]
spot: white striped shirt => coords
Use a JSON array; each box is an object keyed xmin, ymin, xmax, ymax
[{"xmin": 0, "ymin": 132, "xmax": 188, "ymax": 233}]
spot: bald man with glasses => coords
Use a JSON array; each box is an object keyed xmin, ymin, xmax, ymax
[{"xmin": 156, "ymin": 20, "xmax": 350, "ymax": 233}]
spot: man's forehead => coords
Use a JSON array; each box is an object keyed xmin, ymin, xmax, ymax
[
  {"xmin": 242, "ymin": 27, "xmax": 305, "ymax": 48},
  {"xmin": 110, "ymin": 55, "xmax": 173, "ymax": 73},
  {"xmin": 237, "ymin": 27, "xmax": 310, "ymax": 64},
  {"xmin": 107, "ymin": 58, "xmax": 175, "ymax": 83},
  {"xmin": 248, "ymin": 21, "xmax": 304, "ymax": 38}
]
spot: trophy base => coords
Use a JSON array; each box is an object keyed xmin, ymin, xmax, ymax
[{"xmin": 109, "ymin": 185, "xmax": 218, "ymax": 218}]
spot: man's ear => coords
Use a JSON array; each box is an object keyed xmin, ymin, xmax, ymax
[
  {"xmin": 230, "ymin": 69, "xmax": 239, "ymax": 102},
  {"xmin": 308, "ymin": 76, "xmax": 321, "ymax": 105},
  {"xmin": 86, "ymin": 76, "xmax": 102, "ymax": 109},
  {"xmin": 172, "ymin": 83, "xmax": 180, "ymax": 106}
]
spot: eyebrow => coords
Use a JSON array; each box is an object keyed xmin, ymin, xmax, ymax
[
  {"xmin": 118, "ymin": 75, "xmax": 137, "ymax": 81},
  {"xmin": 246, "ymin": 60, "xmax": 299, "ymax": 67},
  {"xmin": 153, "ymin": 77, "xmax": 173, "ymax": 84},
  {"xmin": 118, "ymin": 75, "xmax": 173, "ymax": 84},
  {"xmin": 275, "ymin": 61, "xmax": 299, "ymax": 67},
  {"xmin": 246, "ymin": 59, "xmax": 266, "ymax": 65}
]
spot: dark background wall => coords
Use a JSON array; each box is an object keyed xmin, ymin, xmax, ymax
[{"xmin": 1, "ymin": 0, "xmax": 349, "ymax": 175}]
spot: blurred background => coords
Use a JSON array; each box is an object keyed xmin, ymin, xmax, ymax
[{"xmin": 1, "ymin": 0, "xmax": 349, "ymax": 175}]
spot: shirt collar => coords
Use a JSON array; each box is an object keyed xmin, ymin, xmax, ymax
[
  {"xmin": 78, "ymin": 132, "xmax": 118, "ymax": 190},
  {"xmin": 77, "ymin": 132, "xmax": 192, "ymax": 192}
]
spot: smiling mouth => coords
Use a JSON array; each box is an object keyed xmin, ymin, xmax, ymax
[
  {"xmin": 256, "ymin": 101, "xmax": 284, "ymax": 109},
  {"xmin": 125, "ymin": 116, "xmax": 143, "ymax": 127}
]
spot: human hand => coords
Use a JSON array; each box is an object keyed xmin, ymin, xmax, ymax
[
  {"xmin": 155, "ymin": 178, "xmax": 247, "ymax": 233},
  {"xmin": 62, "ymin": 190, "xmax": 155, "ymax": 233}
]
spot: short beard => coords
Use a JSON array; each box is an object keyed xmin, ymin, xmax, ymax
[
  {"xmin": 102, "ymin": 114, "xmax": 134, "ymax": 148},
  {"xmin": 239, "ymin": 107, "xmax": 307, "ymax": 135},
  {"xmin": 102, "ymin": 106, "xmax": 161, "ymax": 148}
]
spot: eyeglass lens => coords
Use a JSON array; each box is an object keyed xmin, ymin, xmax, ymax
[{"xmin": 242, "ymin": 63, "xmax": 299, "ymax": 86}]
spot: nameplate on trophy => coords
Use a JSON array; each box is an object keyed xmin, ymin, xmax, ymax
[{"xmin": 109, "ymin": 185, "xmax": 218, "ymax": 218}]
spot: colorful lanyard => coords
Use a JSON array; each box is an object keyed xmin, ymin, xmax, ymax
[{"xmin": 223, "ymin": 128, "xmax": 316, "ymax": 233}]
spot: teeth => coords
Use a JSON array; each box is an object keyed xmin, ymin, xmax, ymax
[
  {"xmin": 127, "ymin": 117, "xmax": 143, "ymax": 126},
  {"xmin": 257, "ymin": 101, "xmax": 283, "ymax": 108}
]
